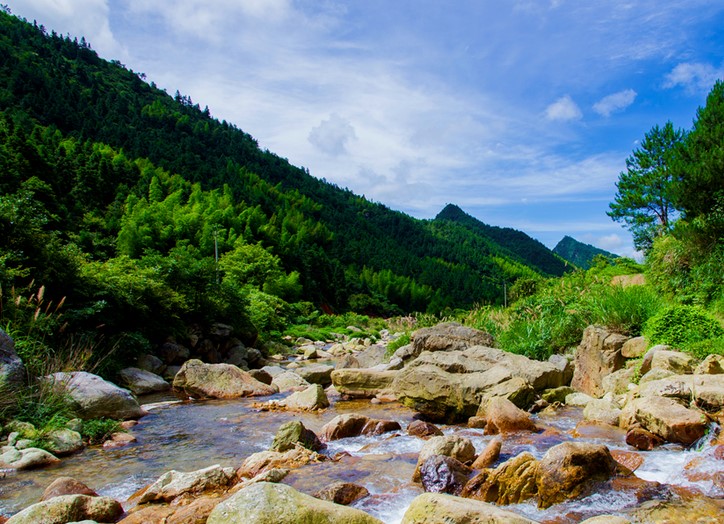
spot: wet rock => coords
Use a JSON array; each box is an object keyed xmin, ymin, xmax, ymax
[
  {"xmin": 237, "ymin": 447, "xmax": 324, "ymax": 479},
  {"xmin": 468, "ymin": 416, "xmax": 487, "ymax": 428},
  {"xmin": 408, "ymin": 322, "xmax": 496, "ymax": 362},
  {"xmin": 401, "ymin": 492, "xmax": 537, "ymax": 524},
  {"xmin": 536, "ymin": 441, "xmax": 619, "ymax": 509},
  {"xmin": 270, "ymin": 420, "xmax": 324, "ymax": 452},
  {"xmin": 580, "ymin": 517, "xmax": 631, "ymax": 524},
  {"xmin": 571, "ymin": 325, "xmax": 628, "ymax": 398},
  {"xmin": 0, "ymin": 447, "xmax": 60, "ymax": 470},
  {"xmin": 271, "ymin": 371, "xmax": 310, "ymax": 392},
  {"xmin": 583, "ymin": 398, "xmax": 622, "ymax": 426},
  {"xmin": 331, "ymin": 369, "xmax": 397, "ymax": 398},
  {"xmin": 41, "ymin": 477, "xmax": 98, "ymax": 501},
  {"xmin": 610, "ymin": 449, "xmax": 644, "ymax": 472},
  {"xmin": 420, "ymin": 454, "xmax": 472, "ymax": 495},
  {"xmin": 541, "ymin": 386, "xmax": 574, "ymax": 403},
  {"xmin": 625, "ymin": 426, "xmax": 664, "ymax": 450},
  {"xmin": 630, "ymin": 494, "xmax": 724, "ymax": 524},
  {"xmin": 45, "ymin": 371, "xmax": 145, "ymax": 420},
  {"xmin": 696, "ymin": 354, "xmax": 724, "ymax": 375},
  {"xmin": 102, "ymin": 432, "xmax": 137, "ymax": 448},
  {"xmin": 314, "ymin": 481, "xmax": 370, "ymax": 505},
  {"xmin": 406, "ymin": 419, "xmax": 443, "ymax": 439},
  {"xmin": 119, "ymin": 367, "xmax": 170, "ymax": 395},
  {"xmin": 629, "ymin": 396, "xmax": 708, "ymax": 445},
  {"xmin": 360, "ymin": 419, "xmax": 401, "ymax": 436},
  {"xmin": 413, "ymin": 435, "xmax": 476, "ymax": 482},
  {"xmin": 320, "ymin": 413, "xmax": 370, "ymax": 441},
  {"xmin": 173, "ymin": 359, "xmax": 276, "ymax": 399},
  {"xmin": 471, "ymin": 437, "xmax": 502, "ymax": 469},
  {"xmin": 207, "ymin": 481, "xmax": 383, "ymax": 524},
  {"xmin": 0, "ymin": 328, "xmax": 25, "ymax": 395},
  {"xmin": 135, "ymin": 464, "xmax": 235, "ymax": 504},
  {"xmin": 5, "ymin": 494, "xmax": 122, "ymax": 524},
  {"xmin": 479, "ymin": 397, "xmax": 537, "ymax": 435},
  {"xmin": 650, "ymin": 349, "xmax": 696, "ymax": 374},
  {"xmin": 295, "ymin": 363, "xmax": 335, "ymax": 386},
  {"xmin": 279, "ymin": 384, "xmax": 330, "ymax": 411},
  {"xmin": 462, "ymin": 452, "xmax": 539, "ymax": 505},
  {"xmin": 621, "ymin": 336, "xmax": 647, "ymax": 358},
  {"xmin": 44, "ymin": 428, "xmax": 84, "ymax": 456}
]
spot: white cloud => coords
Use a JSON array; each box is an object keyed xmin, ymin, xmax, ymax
[
  {"xmin": 593, "ymin": 89, "xmax": 637, "ymax": 117},
  {"xmin": 545, "ymin": 95, "xmax": 582, "ymax": 121},
  {"xmin": 664, "ymin": 62, "xmax": 724, "ymax": 93},
  {"xmin": 308, "ymin": 113, "xmax": 356, "ymax": 156},
  {"xmin": 597, "ymin": 233, "xmax": 624, "ymax": 250}
]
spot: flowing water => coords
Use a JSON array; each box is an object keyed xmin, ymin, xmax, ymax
[{"xmin": 1, "ymin": 389, "xmax": 722, "ymax": 522}]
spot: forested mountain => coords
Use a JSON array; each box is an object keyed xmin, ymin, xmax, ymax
[
  {"xmin": 0, "ymin": 9, "xmax": 568, "ymax": 353},
  {"xmin": 553, "ymin": 236, "xmax": 618, "ymax": 269}
]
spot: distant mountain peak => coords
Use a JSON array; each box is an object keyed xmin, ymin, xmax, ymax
[{"xmin": 553, "ymin": 236, "xmax": 618, "ymax": 269}]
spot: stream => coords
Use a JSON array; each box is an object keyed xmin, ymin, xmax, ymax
[{"xmin": 1, "ymin": 388, "xmax": 722, "ymax": 522}]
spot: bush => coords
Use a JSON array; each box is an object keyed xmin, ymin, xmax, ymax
[
  {"xmin": 81, "ymin": 418, "xmax": 122, "ymax": 445},
  {"xmin": 581, "ymin": 284, "xmax": 664, "ymax": 336},
  {"xmin": 644, "ymin": 304, "xmax": 724, "ymax": 352}
]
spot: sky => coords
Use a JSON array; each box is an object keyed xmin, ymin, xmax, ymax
[{"xmin": 8, "ymin": 1, "xmax": 724, "ymax": 258}]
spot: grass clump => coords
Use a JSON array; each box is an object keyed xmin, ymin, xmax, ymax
[
  {"xmin": 81, "ymin": 418, "xmax": 122, "ymax": 445},
  {"xmin": 644, "ymin": 304, "xmax": 724, "ymax": 356}
]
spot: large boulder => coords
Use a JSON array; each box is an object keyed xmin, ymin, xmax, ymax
[
  {"xmin": 0, "ymin": 447, "xmax": 60, "ymax": 470},
  {"xmin": 626, "ymin": 396, "xmax": 708, "ymax": 446},
  {"xmin": 401, "ymin": 492, "xmax": 537, "ymax": 524},
  {"xmin": 479, "ymin": 397, "xmax": 537, "ymax": 435},
  {"xmin": 408, "ymin": 322, "xmax": 496, "ymax": 361},
  {"xmin": 331, "ymin": 369, "xmax": 397, "ymax": 398},
  {"xmin": 119, "ymin": 367, "xmax": 171, "ymax": 395},
  {"xmin": 294, "ymin": 364, "xmax": 335, "ymax": 386},
  {"xmin": 135, "ymin": 464, "xmax": 236, "ymax": 504},
  {"xmin": 583, "ymin": 398, "xmax": 622, "ymax": 426},
  {"xmin": 462, "ymin": 452, "xmax": 539, "ymax": 505},
  {"xmin": 0, "ymin": 328, "xmax": 24, "ymax": 394},
  {"xmin": 173, "ymin": 359, "xmax": 276, "ymax": 399},
  {"xmin": 46, "ymin": 371, "xmax": 145, "ymax": 420},
  {"xmin": 638, "ymin": 374, "xmax": 724, "ymax": 412},
  {"xmin": 206, "ymin": 482, "xmax": 383, "ymax": 524},
  {"xmin": 649, "ymin": 349, "xmax": 696, "ymax": 374},
  {"xmin": 6, "ymin": 494, "xmax": 123, "ymax": 524},
  {"xmin": 536, "ymin": 442, "xmax": 620, "ymax": 508},
  {"xmin": 571, "ymin": 325, "xmax": 628, "ymax": 398},
  {"xmin": 41, "ymin": 477, "xmax": 98, "ymax": 501},
  {"xmin": 320, "ymin": 413, "xmax": 370, "ymax": 441}
]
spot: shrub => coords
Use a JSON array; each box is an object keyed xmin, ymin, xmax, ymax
[
  {"xmin": 581, "ymin": 284, "xmax": 664, "ymax": 336},
  {"xmin": 81, "ymin": 418, "xmax": 122, "ymax": 445},
  {"xmin": 644, "ymin": 304, "xmax": 724, "ymax": 351}
]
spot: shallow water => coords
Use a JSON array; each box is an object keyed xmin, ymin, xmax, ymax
[{"xmin": 1, "ymin": 392, "xmax": 721, "ymax": 522}]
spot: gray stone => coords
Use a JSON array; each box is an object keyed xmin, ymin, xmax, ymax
[
  {"xmin": 44, "ymin": 428, "xmax": 84, "ymax": 456},
  {"xmin": 571, "ymin": 325, "xmax": 627, "ymax": 398},
  {"xmin": 294, "ymin": 364, "xmax": 334, "ymax": 386},
  {"xmin": 173, "ymin": 359, "xmax": 276, "ymax": 399},
  {"xmin": 401, "ymin": 492, "xmax": 536, "ymax": 524},
  {"xmin": 136, "ymin": 464, "xmax": 236, "ymax": 504},
  {"xmin": 408, "ymin": 322, "xmax": 496, "ymax": 361},
  {"xmin": 271, "ymin": 371, "xmax": 310, "ymax": 392},
  {"xmin": 0, "ymin": 447, "xmax": 60, "ymax": 470},
  {"xmin": 135, "ymin": 353, "xmax": 165, "ymax": 375},
  {"xmin": 279, "ymin": 384, "xmax": 330, "ymax": 411},
  {"xmin": 0, "ymin": 328, "xmax": 25, "ymax": 395},
  {"xmin": 119, "ymin": 367, "xmax": 170, "ymax": 395},
  {"xmin": 5, "ymin": 494, "xmax": 123, "ymax": 524}
]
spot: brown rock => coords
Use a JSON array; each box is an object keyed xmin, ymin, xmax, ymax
[
  {"xmin": 313, "ymin": 481, "xmax": 370, "ymax": 505},
  {"xmin": 360, "ymin": 419, "xmax": 401, "ymax": 436},
  {"xmin": 173, "ymin": 359, "xmax": 276, "ymax": 399},
  {"xmin": 631, "ymin": 396, "xmax": 708, "ymax": 446},
  {"xmin": 571, "ymin": 325, "xmax": 627, "ymax": 398},
  {"xmin": 6, "ymin": 494, "xmax": 123, "ymax": 524},
  {"xmin": 237, "ymin": 447, "xmax": 324, "ymax": 479},
  {"xmin": 536, "ymin": 441, "xmax": 619, "ymax": 509},
  {"xmin": 319, "ymin": 413, "xmax": 370, "ymax": 441},
  {"xmin": 626, "ymin": 426, "xmax": 664, "ymax": 451},
  {"xmin": 467, "ymin": 416, "xmax": 487, "ymax": 429},
  {"xmin": 413, "ymin": 435, "xmax": 476, "ymax": 483},
  {"xmin": 41, "ymin": 477, "xmax": 98, "ymax": 501},
  {"xmin": 471, "ymin": 437, "xmax": 502, "ymax": 470},
  {"xmin": 462, "ymin": 452, "xmax": 539, "ymax": 505},
  {"xmin": 409, "ymin": 322, "xmax": 496, "ymax": 360},
  {"xmin": 610, "ymin": 449, "xmax": 644, "ymax": 472},
  {"xmin": 102, "ymin": 432, "xmax": 137, "ymax": 449},
  {"xmin": 621, "ymin": 336, "xmax": 647, "ymax": 358},
  {"xmin": 480, "ymin": 397, "xmax": 537, "ymax": 435},
  {"xmin": 419, "ymin": 455, "xmax": 472, "ymax": 495},
  {"xmin": 407, "ymin": 419, "xmax": 443, "ymax": 439}
]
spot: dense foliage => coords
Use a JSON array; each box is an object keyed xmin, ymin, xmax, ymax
[{"xmin": 553, "ymin": 236, "xmax": 618, "ymax": 270}]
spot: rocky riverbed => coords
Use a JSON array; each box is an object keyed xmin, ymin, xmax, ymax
[{"xmin": 1, "ymin": 322, "xmax": 723, "ymax": 523}]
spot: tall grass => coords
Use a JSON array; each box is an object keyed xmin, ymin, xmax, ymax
[{"xmin": 580, "ymin": 284, "xmax": 665, "ymax": 336}]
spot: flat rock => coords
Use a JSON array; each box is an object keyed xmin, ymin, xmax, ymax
[
  {"xmin": 119, "ymin": 367, "xmax": 170, "ymax": 395},
  {"xmin": 173, "ymin": 359, "xmax": 276, "ymax": 399},
  {"xmin": 294, "ymin": 364, "xmax": 335, "ymax": 386},
  {"xmin": 401, "ymin": 492, "xmax": 537, "ymax": 524},
  {"xmin": 629, "ymin": 396, "xmax": 708, "ymax": 446},
  {"xmin": 331, "ymin": 369, "xmax": 397, "ymax": 398},
  {"xmin": 271, "ymin": 371, "xmax": 310, "ymax": 392},
  {"xmin": 135, "ymin": 464, "xmax": 235, "ymax": 504}
]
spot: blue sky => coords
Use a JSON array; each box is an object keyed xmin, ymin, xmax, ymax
[{"xmin": 9, "ymin": 1, "xmax": 724, "ymax": 257}]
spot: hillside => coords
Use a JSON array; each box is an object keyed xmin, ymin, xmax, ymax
[
  {"xmin": 0, "ymin": 10, "xmax": 570, "ymax": 353},
  {"xmin": 553, "ymin": 236, "xmax": 619, "ymax": 269}
]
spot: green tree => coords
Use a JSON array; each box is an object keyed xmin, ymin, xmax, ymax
[{"xmin": 608, "ymin": 121, "xmax": 685, "ymax": 253}]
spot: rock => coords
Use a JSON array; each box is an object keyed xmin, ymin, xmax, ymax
[
  {"xmin": 41, "ymin": 477, "xmax": 98, "ymax": 501},
  {"xmin": 314, "ymin": 482, "xmax": 370, "ymax": 505},
  {"xmin": 406, "ymin": 420, "xmax": 443, "ymax": 439},
  {"xmin": 565, "ymin": 391, "xmax": 595, "ymax": 407},
  {"xmin": 301, "ymin": 345, "xmax": 320, "ymax": 359},
  {"xmin": 295, "ymin": 364, "xmax": 335, "ymax": 386},
  {"xmin": 580, "ymin": 517, "xmax": 631, "ymax": 524},
  {"xmin": 630, "ymin": 495, "xmax": 724, "ymax": 524},
  {"xmin": 5, "ymin": 494, "xmax": 123, "ymax": 524},
  {"xmin": 320, "ymin": 414, "xmax": 370, "ymax": 441},
  {"xmin": 354, "ymin": 345, "xmax": 388, "ymax": 368},
  {"xmin": 335, "ymin": 354, "xmax": 361, "ymax": 369},
  {"xmin": 173, "ymin": 359, "xmax": 276, "ymax": 399},
  {"xmin": 270, "ymin": 420, "xmax": 324, "ymax": 452},
  {"xmin": 271, "ymin": 371, "xmax": 310, "ymax": 392},
  {"xmin": 237, "ymin": 447, "xmax": 324, "ymax": 479},
  {"xmin": 650, "ymin": 349, "xmax": 696, "ymax": 374},
  {"xmin": 401, "ymin": 492, "xmax": 537, "ymax": 524},
  {"xmin": 628, "ymin": 396, "xmax": 707, "ymax": 446},
  {"xmin": 0, "ymin": 328, "xmax": 25, "ymax": 395},
  {"xmin": 119, "ymin": 367, "xmax": 170, "ymax": 395},
  {"xmin": 46, "ymin": 371, "xmax": 145, "ymax": 420},
  {"xmin": 621, "ymin": 336, "xmax": 647, "ymax": 358},
  {"xmin": 279, "ymin": 384, "xmax": 330, "ymax": 411},
  {"xmin": 413, "ymin": 435, "xmax": 476, "ymax": 483},
  {"xmin": 571, "ymin": 325, "xmax": 628, "ymax": 398},
  {"xmin": 136, "ymin": 464, "xmax": 235, "ymax": 504},
  {"xmin": 625, "ymin": 426, "xmax": 664, "ymax": 450},
  {"xmin": 331, "ymin": 369, "xmax": 397, "ymax": 398},
  {"xmin": 408, "ymin": 322, "xmax": 496, "ymax": 361},
  {"xmin": 248, "ymin": 368, "xmax": 273, "ymax": 385},
  {"xmin": 602, "ymin": 367, "xmax": 636, "ymax": 396},
  {"xmin": 536, "ymin": 442, "xmax": 619, "ymax": 508},
  {"xmin": 206, "ymin": 482, "xmax": 383, "ymax": 524},
  {"xmin": 583, "ymin": 398, "xmax": 622, "ymax": 426},
  {"xmin": 541, "ymin": 386, "xmax": 574, "ymax": 403},
  {"xmin": 135, "ymin": 353, "xmax": 165, "ymax": 375},
  {"xmin": 610, "ymin": 449, "xmax": 644, "ymax": 472},
  {"xmin": 462, "ymin": 452, "xmax": 539, "ymax": 505},
  {"xmin": 548, "ymin": 354, "xmax": 574, "ymax": 384},
  {"xmin": 420, "ymin": 455, "xmax": 472, "ymax": 495},
  {"xmin": 360, "ymin": 419, "xmax": 401, "ymax": 436},
  {"xmin": 261, "ymin": 365, "xmax": 286, "ymax": 377},
  {"xmin": 0, "ymin": 447, "xmax": 60, "ymax": 470},
  {"xmin": 102, "ymin": 432, "xmax": 137, "ymax": 448},
  {"xmin": 44, "ymin": 429, "xmax": 84, "ymax": 456},
  {"xmin": 479, "ymin": 397, "xmax": 537, "ymax": 435},
  {"xmin": 471, "ymin": 437, "xmax": 502, "ymax": 469},
  {"xmin": 696, "ymin": 354, "xmax": 724, "ymax": 375},
  {"xmin": 642, "ymin": 374, "xmax": 724, "ymax": 412},
  {"xmin": 638, "ymin": 344, "xmax": 672, "ymax": 375},
  {"xmin": 638, "ymin": 367, "xmax": 675, "ymax": 384},
  {"xmin": 468, "ymin": 416, "xmax": 487, "ymax": 428},
  {"xmin": 158, "ymin": 341, "xmax": 190, "ymax": 364},
  {"xmin": 479, "ymin": 377, "xmax": 536, "ymax": 409},
  {"xmin": 162, "ymin": 365, "xmax": 182, "ymax": 381}
]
